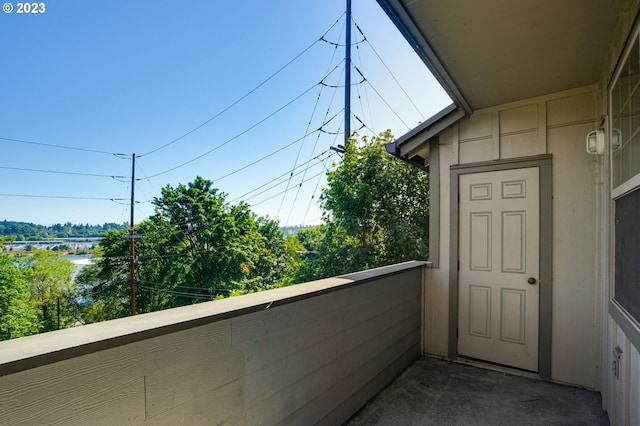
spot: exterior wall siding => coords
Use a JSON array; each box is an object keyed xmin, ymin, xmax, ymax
[
  {"xmin": 0, "ymin": 263, "xmax": 424, "ymax": 426},
  {"xmin": 425, "ymin": 86, "xmax": 601, "ymax": 389},
  {"xmin": 546, "ymin": 91, "xmax": 599, "ymax": 387},
  {"xmin": 607, "ymin": 317, "xmax": 640, "ymax": 425}
]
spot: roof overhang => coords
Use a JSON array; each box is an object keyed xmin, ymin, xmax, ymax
[
  {"xmin": 377, "ymin": 0, "xmax": 625, "ymax": 112},
  {"xmin": 378, "ymin": 0, "xmax": 626, "ymax": 167},
  {"xmin": 378, "ymin": 0, "xmax": 624, "ymax": 114},
  {"xmin": 385, "ymin": 103, "xmax": 465, "ymax": 168}
]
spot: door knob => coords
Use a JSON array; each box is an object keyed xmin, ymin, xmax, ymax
[{"xmin": 527, "ymin": 277, "xmax": 537, "ymax": 285}]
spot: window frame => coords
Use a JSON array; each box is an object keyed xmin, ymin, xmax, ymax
[{"xmin": 609, "ymin": 21, "xmax": 640, "ymax": 349}]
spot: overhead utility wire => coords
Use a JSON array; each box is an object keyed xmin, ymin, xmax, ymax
[
  {"xmin": 0, "ymin": 165, "xmax": 127, "ymax": 180},
  {"xmin": 301, "ymin": 153, "xmax": 334, "ymax": 224},
  {"xmin": 0, "ymin": 193, "xmax": 127, "ymax": 201},
  {"xmin": 211, "ymin": 109, "xmax": 342, "ymax": 183},
  {"xmin": 136, "ymin": 284, "xmax": 215, "ymax": 301},
  {"xmin": 276, "ymin": 57, "xmax": 336, "ymax": 219},
  {"xmin": 283, "ymin": 60, "xmax": 346, "ymax": 225},
  {"xmin": 139, "ymin": 16, "xmax": 345, "ymax": 158},
  {"xmin": 283, "ymin": 125, "xmax": 334, "ymax": 226},
  {"xmin": 319, "ymin": 38, "xmax": 366, "ymax": 48},
  {"xmin": 213, "ymin": 130, "xmax": 320, "ymax": 183},
  {"xmin": 137, "ymin": 280, "xmax": 232, "ymax": 294},
  {"xmin": 0, "ymin": 137, "xmax": 128, "ymax": 157},
  {"xmin": 132, "ymin": 162, "xmax": 166, "ymax": 221},
  {"xmin": 232, "ymin": 152, "xmax": 332, "ymax": 204},
  {"xmin": 228, "ymin": 149, "xmax": 331, "ymax": 202},
  {"xmin": 352, "ymin": 27, "xmax": 377, "ymax": 136},
  {"xmin": 358, "ymin": 66, "xmax": 411, "ymax": 130},
  {"xmin": 353, "ymin": 27, "xmax": 376, "ymax": 135},
  {"xmin": 251, "ymin": 168, "xmax": 328, "ymax": 208},
  {"xmin": 354, "ymin": 21, "xmax": 425, "ymax": 121},
  {"xmin": 135, "ymin": 161, "xmax": 209, "ymax": 252},
  {"xmin": 141, "ymin": 74, "xmax": 336, "ymax": 180}
]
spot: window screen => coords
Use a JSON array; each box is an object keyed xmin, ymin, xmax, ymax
[{"xmin": 615, "ymin": 187, "xmax": 640, "ymax": 323}]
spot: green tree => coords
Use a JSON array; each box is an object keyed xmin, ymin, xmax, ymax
[
  {"xmin": 0, "ymin": 254, "xmax": 40, "ymax": 340},
  {"xmin": 78, "ymin": 177, "xmax": 291, "ymax": 321},
  {"xmin": 299, "ymin": 131, "xmax": 430, "ymax": 280},
  {"xmin": 279, "ymin": 234, "xmax": 307, "ymax": 286},
  {"xmin": 76, "ymin": 231, "xmax": 130, "ymax": 322},
  {"xmin": 20, "ymin": 250, "xmax": 76, "ymax": 331}
]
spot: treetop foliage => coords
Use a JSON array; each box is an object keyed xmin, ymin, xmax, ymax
[
  {"xmin": 294, "ymin": 130, "xmax": 430, "ymax": 280},
  {"xmin": 0, "ymin": 251, "xmax": 76, "ymax": 340},
  {"xmin": 77, "ymin": 176, "xmax": 290, "ymax": 319},
  {"xmin": 2, "ymin": 131, "xmax": 430, "ymax": 337}
]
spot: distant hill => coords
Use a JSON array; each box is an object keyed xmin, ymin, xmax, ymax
[{"xmin": 0, "ymin": 221, "xmax": 127, "ymax": 241}]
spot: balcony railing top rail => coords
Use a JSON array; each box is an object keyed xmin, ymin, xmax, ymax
[{"xmin": 0, "ymin": 260, "xmax": 427, "ymax": 377}]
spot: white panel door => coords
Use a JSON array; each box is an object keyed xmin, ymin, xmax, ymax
[{"xmin": 458, "ymin": 167, "xmax": 540, "ymax": 372}]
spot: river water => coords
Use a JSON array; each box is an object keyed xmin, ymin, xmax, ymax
[{"xmin": 62, "ymin": 255, "xmax": 93, "ymax": 277}]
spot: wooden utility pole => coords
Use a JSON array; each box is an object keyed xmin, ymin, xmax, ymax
[
  {"xmin": 129, "ymin": 153, "xmax": 136, "ymax": 315},
  {"xmin": 344, "ymin": 0, "xmax": 351, "ymax": 147}
]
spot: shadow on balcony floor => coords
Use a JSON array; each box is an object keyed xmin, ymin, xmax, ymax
[{"xmin": 345, "ymin": 357, "xmax": 608, "ymax": 425}]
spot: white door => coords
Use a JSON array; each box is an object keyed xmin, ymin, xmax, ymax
[{"xmin": 458, "ymin": 167, "xmax": 540, "ymax": 372}]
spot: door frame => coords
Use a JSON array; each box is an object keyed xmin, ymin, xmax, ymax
[{"xmin": 449, "ymin": 154, "xmax": 553, "ymax": 379}]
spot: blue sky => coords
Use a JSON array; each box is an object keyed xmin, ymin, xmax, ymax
[{"xmin": 0, "ymin": 0, "xmax": 450, "ymax": 227}]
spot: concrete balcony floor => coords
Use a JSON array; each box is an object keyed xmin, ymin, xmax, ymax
[{"xmin": 346, "ymin": 357, "xmax": 608, "ymax": 425}]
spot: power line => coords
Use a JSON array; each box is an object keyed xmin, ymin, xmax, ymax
[
  {"xmin": 276, "ymin": 83, "xmax": 327, "ymax": 220},
  {"xmin": 138, "ymin": 280, "xmax": 223, "ymax": 293},
  {"xmin": 320, "ymin": 38, "xmax": 366, "ymax": 48},
  {"xmin": 139, "ymin": 16, "xmax": 346, "ymax": 158},
  {"xmin": 227, "ymin": 150, "xmax": 331, "ymax": 202},
  {"xmin": 355, "ymin": 21, "xmax": 425, "ymax": 121},
  {"xmin": 250, "ymin": 168, "xmax": 328, "ymax": 208},
  {"xmin": 361, "ymin": 71, "xmax": 411, "ymax": 130},
  {"xmin": 302, "ymin": 154, "xmax": 333, "ymax": 224},
  {"xmin": 276, "ymin": 34, "xmax": 349, "ymax": 224},
  {"xmin": 136, "ymin": 252, "xmax": 192, "ymax": 260},
  {"xmin": 0, "ymin": 165, "xmax": 128, "ymax": 180},
  {"xmin": 213, "ymin": 130, "xmax": 319, "ymax": 183},
  {"xmin": 353, "ymin": 26, "xmax": 377, "ymax": 135},
  {"xmin": 0, "ymin": 137, "xmax": 129, "ymax": 157},
  {"xmin": 212, "ymin": 109, "xmax": 341, "ymax": 183},
  {"xmin": 0, "ymin": 193, "xmax": 127, "ymax": 201},
  {"xmin": 137, "ymin": 280, "xmax": 249, "ymax": 297},
  {"xmin": 283, "ymin": 63, "xmax": 345, "ymax": 225},
  {"xmin": 352, "ymin": 25, "xmax": 377, "ymax": 136},
  {"xmin": 135, "ymin": 284, "xmax": 216, "ymax": 301},
  {"xmin": 232, "ymin": 152, "xmax": 333, "ymax": 204},
  {"xmin": 141, "ymin": 80, "xmax": 327, "ymax": 180}
]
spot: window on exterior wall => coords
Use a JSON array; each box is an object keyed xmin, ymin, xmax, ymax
[
  {"xmin": 611, "ymin": 29, "xmax": 640, "ymax": 326},
  {"xmin": 612, "ymin": 37, "xmax": 640, "ymax": 188},
  {"xmin": 614, "ymin": 189, "xmax": 640, "ymax": 321}
]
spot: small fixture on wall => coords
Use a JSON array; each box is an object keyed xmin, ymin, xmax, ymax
[
  {"xmin": 586, "ymin": 130, "xmax": 605, "ymax": 155},
  {"xmin": 612, "ymin": 128, "xmax": 622, "ymax": 151}
]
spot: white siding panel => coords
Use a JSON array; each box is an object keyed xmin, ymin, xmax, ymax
[
  {"xmin": 460, "ymin": 139, "xmax": 494, "ymax": 163},
  {"xmin": 546, "ymin": 91, "xmax": 598, "ymax": 127},
  {"xmin": 460, "ymin": 113, "xmax": 493, "ymax": 141},
  {"xmin": 548, "ymin": 122, "xmax": 599, "ymax": 388},
  {"xmin": 630, "ymin": 342, "xmax": 640, "ymax": 426},
  {"xmin": 499, "ymin": 104, "xmax": 538, "ymax": 134},
  {"xmin": 500, "ymin": 131, "xmax": 543, "ymax": 158}
]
